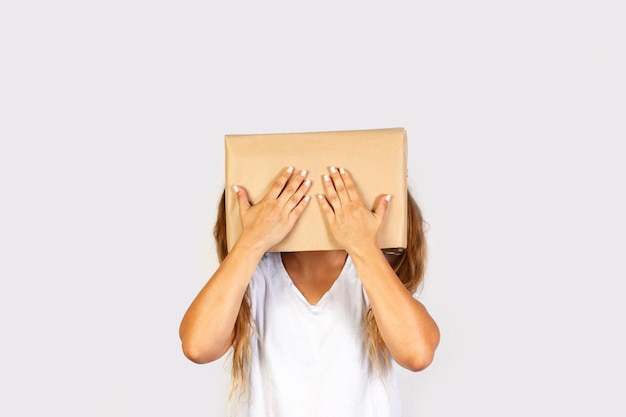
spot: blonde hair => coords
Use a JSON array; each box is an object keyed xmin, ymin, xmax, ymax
[{"xmin": 213, "ymin": 190, "xmax": 428, "ymax": 399}]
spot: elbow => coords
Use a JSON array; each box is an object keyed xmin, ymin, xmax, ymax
[
  {"xmin": 179, "ymin": 323, "xmax": 231, "ymax": 364},
  {"xmin": 181, "ymin": 343, "xmax": 211, "ymax": 364},
  {"xmin": 402, "ymin": 351, "xmax": 436, "ymax": 372},
  {"xmin": 181, "ymin": 340, "xmax": 227, "ymax": 364},
  {"xmin": 400, "ymin": 332, "xmax": 440, "ymax": 372}
]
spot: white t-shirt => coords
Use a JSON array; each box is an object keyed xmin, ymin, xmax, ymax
[{"xmin": 233, "ymin": 252, "xmax": 403, "ymax": 417}]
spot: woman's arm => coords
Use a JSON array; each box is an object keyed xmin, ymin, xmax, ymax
[
  {"xmin": 317, "ymin": 167, "xmax": 440, "ymax": 371},
  {"xmin": 350, "ymin": 245, "xmax": 440, "ymax": 371},
  {"xmin": 179, "ymin": 167, "xmax": 311, "ymax": 364},
  {"xmin": 179, "ymin": 237, "xmax": 265, "ymax": 364}
]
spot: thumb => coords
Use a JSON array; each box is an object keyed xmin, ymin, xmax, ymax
[
  {"xmin": 374, "ymin": 194, "xmax": 392, "ymax": 221},
  {"xmin": 232, "ymin": 185, "xmax": 251, "ymax": 214}
]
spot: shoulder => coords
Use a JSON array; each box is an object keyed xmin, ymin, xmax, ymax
[
  {"xmin": 248, "ymin": 253, "xmax": 284, "ymax": 318},
  {"xmin": 249, "ymin": 252, "xmax": 279, "ymax": 291},
  {"xmin": 258, "ymin": 252, "xmax": 280, "ymax": 275}
]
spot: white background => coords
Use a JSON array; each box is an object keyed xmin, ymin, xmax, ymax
[{"xmin": 1, "ymin": 1, "xmax": 625, "ymax": 416}]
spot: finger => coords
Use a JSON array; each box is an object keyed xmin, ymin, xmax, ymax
[
  {"xmin": 288, "ymin": 194, "xmax": 311, "ymax": 223},
  {"xmin": 316, "ymin": 194, "xmax": 335, "ymax": 223},
  {"xmin": 338, "ymin": 167, "xmax": 361, "ymax": 202},
  {"xmin": 233, "ymin": 185, "xmax": 252, "ymax": 215},
  {"xmin": 278, "ymin": 169, "xmax": 308, "ymax": 204},
  {"xmin": 328, "ymin": 166, "xmax": 350, "ymax": 203},
  {"xmin": 374, "ymin": 194, "xmax": 392, "ymax": 222},
  {"xmin": 322, "ymin": 173, "xmax": 341, "ymax": 210},
  {"xmin": 284, "ymin": 178, "xmax": 312, "ymax": 212},
  {"xmin": 268, "ymin": 166, "xmax": 295, "ymax": 199}
]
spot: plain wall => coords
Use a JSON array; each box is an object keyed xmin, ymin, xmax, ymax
[{"xmin": 1, "ymin": 1, "xmax": 625, "ymax": 416}]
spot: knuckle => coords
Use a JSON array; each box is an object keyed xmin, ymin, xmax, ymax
[{"xmin": 288, "ymin": 194, "xmax": 301, "ymax": 205}]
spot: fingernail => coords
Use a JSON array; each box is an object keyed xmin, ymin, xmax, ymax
[
  {"xmin": 232, "ymin": 185, "xmax": 239, "ymax": 193},
  {"xmin": 329, "ymin": 166, "xmax": 337, "ymax": 174},
  {"xmin": 385, "ymin": 194, "xmax": 392, "ymax": 202},
  {"xmin": 304, "ymin": 179, "xmax": 311, "ymax": 187},
  {"xmin": 339, "ymin": 167, "xmax": 345, "ymax": 174},
  {"xmin": 317, "ymin": 194, "xmax": 324, "ymax": 199},
  {"xmin": 300, "ymin": 169, "xmax": 308, "ymax": 177},
  {"xmin": 323, "ymin": 175, "xmax": 330, "ymax": 182},
  {"xmin": 304, "ymin": 195, "xmax": 311, "ymax": 202},
  {"xmin": 287, "ymin": 166, "xmax": 294, "ymax": 174}
]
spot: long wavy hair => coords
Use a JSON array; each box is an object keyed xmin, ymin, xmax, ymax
[{"xmin": 213, "ymin": 189, "xmax": 428, "ymax": 399}]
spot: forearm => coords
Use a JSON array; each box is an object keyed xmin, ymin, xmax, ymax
[
  {"xmin": 179, "ymin": 236, "xmax": 265, "ymax": 363},
  {"xmin": 350, "ymin": 244, "xmax": 440, "ymax": 371}
]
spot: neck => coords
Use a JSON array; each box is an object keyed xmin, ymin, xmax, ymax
[{"xmin": 280, "ymin": 250, "xmax": 348, "ymax": 274}]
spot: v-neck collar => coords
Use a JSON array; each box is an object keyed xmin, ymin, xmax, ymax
[{"xmin": 274, "ymin": 252, "xmax": 352, "ymax": 311}]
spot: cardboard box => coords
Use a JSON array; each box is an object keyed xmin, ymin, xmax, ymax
[{"xmin": 224, "ymin": 127, "xmax": 407, "ymax": 252}]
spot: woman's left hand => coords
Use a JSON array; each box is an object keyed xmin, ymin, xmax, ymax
[{"xmin": 317, "ymin": 167, "xmax": 391, "ymax": 254}]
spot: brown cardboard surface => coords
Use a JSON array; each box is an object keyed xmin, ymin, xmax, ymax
[{"xmin": 225, "ymin": 127, "xmax": 407, "ymax": 252}]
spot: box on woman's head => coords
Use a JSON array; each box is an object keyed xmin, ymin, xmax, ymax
[{"xmin": 224, "ymin": 127, "xmax": 408, "ymax": 252}]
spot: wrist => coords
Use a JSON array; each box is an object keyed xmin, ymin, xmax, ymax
[
  {"xmin": 346, "ymin": 240, "xmax": 381, "ymax": 261},
  {"xmin": 233, "ymin": 232, "xmax": 270, "ymax": 257}
]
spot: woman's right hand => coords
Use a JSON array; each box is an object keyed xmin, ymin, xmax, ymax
[
  {"xmin": 180, "ymin": 166, "xmax": 310, "ymax": 363},
  {"xmin": 233, "ymin": 166, "xmax": 311, "ymax": 252}
]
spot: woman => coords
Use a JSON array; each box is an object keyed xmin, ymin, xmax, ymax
[{"xmin": 179, "ymin": 166, "xmax": 440, "ymax": 416}]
